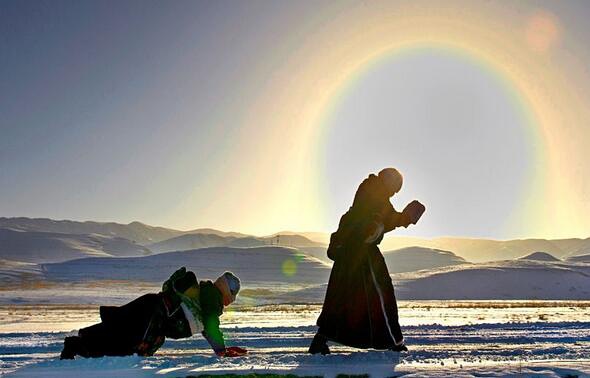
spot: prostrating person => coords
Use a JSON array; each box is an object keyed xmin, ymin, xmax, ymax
[{"xmin": 60, "ymin": 268, "xmax": 247, "ymax": 359}]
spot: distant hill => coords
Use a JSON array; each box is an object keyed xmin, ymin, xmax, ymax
[
  {"xmin": 280, "ymin": 258, "xmax": 590, "ymax": 302},
  {"xmin": 270, "ymin": 231, "xmax": 330, "ymax": 245},
  {"xmin": 394, "ymin": 259, "xmax": 590, "ymax": 300},
  {"xmin": 566, "ymin": 254, "xmax": 590, "ymax": 263},
  {"xmin": 380, "ymin": 236, "xmax": 590, "ymax": 262},
  {"xmin": 519, "ymin": 252, "xmax": 560, "ymax": 262},
  {"xmin": 262, "ymin": 234, "xmax": 325, "ymax": 248},
  {"xmin": 148, "ymin": 233, "xmax": 230, "ymax": 253},
  {"xmin": 149, "ymin": 233, "xmax": 324, "ymax": 254},
  {"xmin": 226, "ymin": 234, "xmax": 323, "ymax": 249},
  {"xmin": 0, "ymin": 259, "xmax": 43, "ymax": 285},
  {"xmin": 296, "ymin": 245, "xmax": 470, "ymax": 269},
  {"xmin": 225, "ymin": 237, "xmax": 266, "ymax": 248},
  {"xmin": 286, "ymin": 246, "xmax": 468, "ymax": 271},
  {"xmin": 186, "ymin": 228, "xmax": 249, "ymax": 238},
  {"xmin": 262, "ymin": 233, "xmax": 590, "ymax": 263},
  {"xmin": 0, "ymin": 217, "xmax": 249, "ymax": 245},
  {"xmin": 42, "ymin": 246, "xmax": 331, "ymax": 284},
  {"xmin": 0, "ymin": 228, "xmax": 151, "ymax": 263},
  {"xmin": 3, "ymin": 217, "xmax": 589, "ymax": 262},
  {"xmin": 383, "ymin": 247, "xmax": 467, "ymax": 273},
  {"xmin": 297, "ymin": 247, "xmax": 330, "ymax": 264},
  {"xmin": 565, "ymin": 245, "xmax": 590, "ymax": 260},
  {"xmin": 0, "ymin": 218, "xmax": 184, "ymax": 245}
]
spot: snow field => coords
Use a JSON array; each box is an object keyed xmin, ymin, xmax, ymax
[{"xmin": 2, "ymin": 302, "xmax": 590, "ymax": 377}]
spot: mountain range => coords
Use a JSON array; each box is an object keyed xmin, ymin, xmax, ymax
[
  {"xmin": 3, "ymin": 217, "xmax": 590, "ymax": 263},
  {"xmin": 1, "ymin": 217, "xmax": 590, "ymax": 301}
]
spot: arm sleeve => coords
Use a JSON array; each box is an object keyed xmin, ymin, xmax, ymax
[
  {"xmin": 202, "ymin": 313, "xmax": 225, "ymax": 353},
  {"xmin": 383, "ymin": 208, "xmax": 411, "ymax": 233}
]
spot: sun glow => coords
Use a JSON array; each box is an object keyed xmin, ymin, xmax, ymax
[{"xmin": 224, "ymin": 2, "xmax": 589, "ymax": 238}]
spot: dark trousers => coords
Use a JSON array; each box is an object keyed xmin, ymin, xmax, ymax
[{"xmin": 76, "ymin": 293, "xmax": 163, "ymax": 357}]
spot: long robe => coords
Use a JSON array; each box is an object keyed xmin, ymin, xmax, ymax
[{"xmin": 316, "ymin": 174, "xmax": 409, "ymax": 349}]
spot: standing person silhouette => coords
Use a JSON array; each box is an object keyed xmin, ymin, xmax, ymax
[{"xmin": 309, "ymin": 168, "xmax": 425, "ymax": 354}]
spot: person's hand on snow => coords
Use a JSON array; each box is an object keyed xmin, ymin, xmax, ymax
[
  {"xmin": 402, "ymin": 200, "xmax": 426, "ymax": 227},
  {"xmin": 216, "ymin": 346, "xmax": 248, "ymax": 357}
]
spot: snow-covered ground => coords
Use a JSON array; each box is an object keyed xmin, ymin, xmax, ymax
[
  {"xmin": 1, "ymin": 221, "xmax": 590, "ymax": 376},
  {"xmin": 2, "ymin": 301, "xmax": 590, "ymax": 377}
]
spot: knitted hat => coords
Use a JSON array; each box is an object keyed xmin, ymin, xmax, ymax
[
  {"xmin": 224, "ymin": 271, "xmax": 241, "ymax": 296},
  {"xmin": 215, "ymin": 271, "xmax": 241, "ymax": 305}
]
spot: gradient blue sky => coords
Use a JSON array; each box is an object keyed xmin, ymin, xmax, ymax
[
  {"xmin": 2, "ymin": 1, "xmax": 590, "ymax": 238},
  {"xmin": 1, "ymin": 1, "xmax": 301, "ymax": 223}
]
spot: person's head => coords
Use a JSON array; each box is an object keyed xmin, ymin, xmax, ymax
[
  {"xmin": 214, "ymin": 271, "xmax": 241, "ymax": 306},
  {"xmin": 378, "ymin": 167, "xmax": 403, "ymax": 197}
]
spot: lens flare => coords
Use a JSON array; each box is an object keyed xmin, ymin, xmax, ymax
[
  {"xmin": 282, "ymin": 258, "xmax": 297, "ymax": 277},
  {"xmin": 525, "ymin": 10, "xmax": 560, "ymax": 53}
]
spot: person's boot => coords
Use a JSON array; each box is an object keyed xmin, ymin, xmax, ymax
[
  {"xmin": 390, "ymin": 342, "xmax": 408, "ymax": 352},
  {"xmin": 60, "ymin": 336, "xmax": 82, "ymax": 360},
  {"xmin": 308, "ymin": 333, "xmax": 330, "ymax": 355}
]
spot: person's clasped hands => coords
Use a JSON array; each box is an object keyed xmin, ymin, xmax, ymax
[{"xmin": 402, "ymin": 200, "xmax": 426, "ymax": 227}]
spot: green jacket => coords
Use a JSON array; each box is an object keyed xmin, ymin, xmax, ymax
[{"xmin": 198, "ymin": 280, "xmax": 226, "ymax": 353}]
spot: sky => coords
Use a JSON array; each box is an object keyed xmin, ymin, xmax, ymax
[{"xmin": 1, "ymin": 0, "xmax": 590, "ymax": 239}]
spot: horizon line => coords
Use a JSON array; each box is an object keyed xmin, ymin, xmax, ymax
[{"xmin": 1, "ymin": 215, "xmax": 588, "ymax": 242}]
